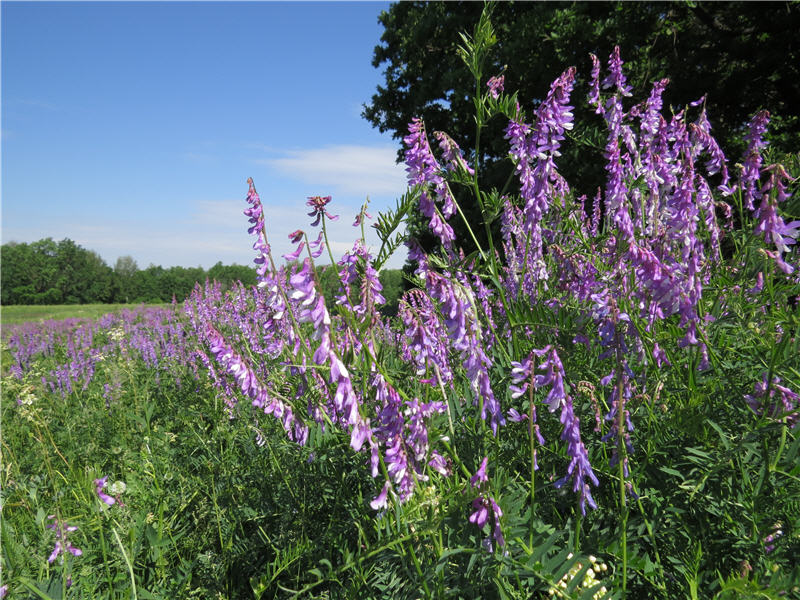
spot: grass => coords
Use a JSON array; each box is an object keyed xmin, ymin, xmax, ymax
[{"xmin": 0, "ymin": 304, "xmax": 171, "ymax": 328}]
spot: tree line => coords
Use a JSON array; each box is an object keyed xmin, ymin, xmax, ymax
[{"xmin": 1, "ymin": 238, "xmax": 405, "ymax": 314}]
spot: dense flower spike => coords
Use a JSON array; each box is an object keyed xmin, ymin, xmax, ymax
[
  {"xmin": 505, "ymin": 67, "xmax": 576, "ymax": 285},
  {"xmin": 533, "ymin": 346, "xmax": 599, "ymax": 514},
  {"xmin": 754, "ymin": 163, "xmax": 799, "ymax": 274},
  {"xmin": 738, "ymin": 110, "xmax": 771, "ymax": 211},
  {"xmin": 404, "ymin": 118, "xmax": 456, "ymax": 246}
]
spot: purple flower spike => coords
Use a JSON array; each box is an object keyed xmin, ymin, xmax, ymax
[
  {"xmin": 95, "ymin": 476, "xmax": 115, "ymax": 506},
  {"xmin": 740, "ymin": 110, "xmax": 771, "ymax": 211},
  {"xmin": 469, "ymin": 495, "xmax": 505, "ymax": 549},
  {"xmin": 404, "ymin": 118, "xmax": 457, "ymax": 247}
]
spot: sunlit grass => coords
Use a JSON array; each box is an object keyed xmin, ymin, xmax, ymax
[{"xmin": 0, "ymin": 303, "xmax": 171, "ymax": 327}]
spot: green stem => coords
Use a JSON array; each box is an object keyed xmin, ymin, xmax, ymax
[
  {"xmin": 615, "ymin": 337, "xmax": 629, "ymax": 596},
  {"xmin": 112, "ymin": 526, "xmax": 138, "ymax": 600},
  {"xmin": 528, "ymin": 365, "xmax": 536, "ymax": 549}
]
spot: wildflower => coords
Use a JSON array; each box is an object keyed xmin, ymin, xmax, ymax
[
  {"xmin": 435, "ymin": 130, "xmax": 475, "ymax": 176},
  {"xmin": 486, "ymin": 74, "xmax": 504, "ymax": 99},
  {"xmin": 306, "ymin": 195, "xmax": 338, "ymax": 227},
  {"xmin": 403, "ymin": 118, "xmax": 456, "ymax": 246},
  {"xmin": 504, "ymin": 67, "xmax": 576, "ymax": 283},
  {"xmin": 754, "ymin": 163, "xmax": 799, "ymax": 273},
  {"xmin": 739, "ymin": 110, "xmax": 771, "ymax": 210},
  {"xmin": 46, "ymin": 516, "xmax": 82, "ymax": 563},
  {"xmin": 95, "ymin": 476, "xmax": 115, "ymax": 506},
  {"xmin": 744, "ymin": 372, "xmax": 799, "ymax": 426},
  {"xmin": 764, "ymin": 522, "xmax": 784, "ymax": 553},
  {"xmin": 370, "ymin": 481, "xmax": 391, "ymax": 511},
  {"xmin": 534, "ymin": 346, "xmax": 599, "ymax": 514},
  {"xmin": 470, "ymin": 456, "xmax": 488, "ymax": 488},
  {"xmin": 469, "ymin": 495, "xmax": 505, "ymax": 549}
]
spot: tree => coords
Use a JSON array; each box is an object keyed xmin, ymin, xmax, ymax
[
  {"xmin": 364, "ymin": 1, "xmax": 800, "ymax": 255},
  {"xmin": 115, "ymin": 255, "xmax": 139, "ymax": 303}
]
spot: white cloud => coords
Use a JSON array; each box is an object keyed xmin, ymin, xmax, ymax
[{"xmin": 261, "ymin": 144, "xmax": 407, "ymax": 197}]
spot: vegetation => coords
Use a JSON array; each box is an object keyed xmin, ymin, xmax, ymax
[
  {"xmin": 0, "ymin": 239, "xmax": 404, "ymax": 312},
  {"xmin": 2, "ymin": 5, "xmax": 800, "ymax": 599},
  {"xmin": 0, "ymin": 304, "xmax": 167, "ymax": 327},
  {"xmin": 364, "ymin": 1, "xmax": 800, "ymax": 258}
]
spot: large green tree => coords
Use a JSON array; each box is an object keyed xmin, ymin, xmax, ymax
[{"xmin": 364, "ymin": 1, "xmax": 800, "ymax": 255}]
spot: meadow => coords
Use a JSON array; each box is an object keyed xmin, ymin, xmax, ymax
[
  {"xmin": 2, "ymin": 12, "xmax": 800, "ymax": 600},
  {"xmin": 0, "ymin": 305, "xmax": 168, "ymax": 327}
]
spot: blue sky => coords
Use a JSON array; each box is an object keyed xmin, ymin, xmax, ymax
[{"xmin": 1, "ymin": 1, "xmax": 410, "ymax": 270}]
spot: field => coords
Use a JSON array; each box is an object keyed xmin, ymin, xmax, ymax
[
  {"xmin": 1, "ymin": 304, "xmax": 170, "ymax": 327},
  {"xmin": 2, "ymin": 16, "xmax": 800, "ymax": 600}
]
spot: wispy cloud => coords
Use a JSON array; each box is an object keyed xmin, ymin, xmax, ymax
[{"xmin": 260, "ymin": 144, "xmax": 407, "ymax": 196}]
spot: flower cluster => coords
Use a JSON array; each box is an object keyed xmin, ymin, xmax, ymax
[
  {"xmin": 468, "ymin": 457, "xmax": 504, "ymax": 550},
  {"xmin": 47, "ymin": 516, "xmax": 82, "ymax": 564},
  {"xmin": 403, "ymin": 118, "xmax": 456, "ymax": 247},
  {"xmin": 744, "ymin": 372, "xmax": 799, "ymax": 426}
]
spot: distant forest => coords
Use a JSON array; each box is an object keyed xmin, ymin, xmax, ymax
[{"xmin": 1, "ymin": 238, "xmax": 405, "ymax": 315}]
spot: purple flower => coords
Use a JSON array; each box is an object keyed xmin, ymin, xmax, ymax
[
  {"xmin": 739, "ymin": 110, "xmax": 771, "ymax": 210},
  {"xmin": 745, "ymin": 372, "xmax": 799, "ymax": 426},
  {"xmin": 46, "ymin": 516, "xmax": 82, "ymax": 564},
  {"xmin": 307, "ymin": 195, "xmax": 339, "ymax": 227},
  {"xmin": 504, "ymin": 67, "xmax": 576, "ymax": 284},
  {"xmin": 754, "ymin": 163, "xmax": 799, "ymax": 273},
  {"xmin": 469, "ymin": 495, "xmax": 505, "ymax": 549},
  {"xmin": 370, "ymin": 480, "xmax": 391, "ymax": 510},
  {"xmin": 95, "ymin": 476, "xmax": 115, "ymax": 506},
  {"xmin": 534, "ymin": 346, "xmax": 599, "ymax": 514},
  {"xmin": 403, "ymin": 118, "xmax": 456, "ymax": 246},
  {"xmin": 470, "ymin": 457, "xmax": 489, "ymax": 488},
  {"xmin": 435, "ymin": 130, "xmax": 475, "ymax": 176},
  {"xmin": 487, "ymin": 74, "xmax": 504, "ymax": 99},
  {"xmin": 507, "ymin": 407, "xmax": 527, "ymax": 422}
]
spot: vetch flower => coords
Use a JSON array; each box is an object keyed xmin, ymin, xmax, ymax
[
  {"xmin": 469, "ymin": 495, "xmax": 505, "ymax": 549},
  {"xmin": 487, "ymin": 74, "xmax": 504, "ymax": 99},
  {"xmin": 307, "ymin": 195, "xmax": 338, "ymax": 227},
  {"xmin": 95, "ymin": 476, "xmax": 115, "ymax": 506},
  {"xmin": 370, "ymin": 480, "xmax": 391, "ymax": 511},
  {"xmin": 470, "ymin": 456, "xmax": 489, "ymax": 488},
  {"xmin": 403, "ymin": 118, "xmax": 456, "ymax": 246},
  {"xmin": 46, "ymin": 516, "xmax": 82, "ymax": 564}
]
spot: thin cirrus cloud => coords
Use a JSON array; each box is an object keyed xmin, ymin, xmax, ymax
[{"xmin": 262, "ymin": 144, "xmax": 408, "ymax": 197}]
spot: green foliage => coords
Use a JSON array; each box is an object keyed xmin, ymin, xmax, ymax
[{"xmin": 3, "ymin": 5, "xmax": 800, "ymax": 599}]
